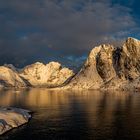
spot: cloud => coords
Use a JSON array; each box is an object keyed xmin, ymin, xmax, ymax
[{"xmin": 0, "ymin": 0, "xmax": 139, "ymax": 68}]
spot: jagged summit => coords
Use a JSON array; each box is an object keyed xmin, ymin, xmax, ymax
[
  {"xmin": 0, "ymin": 66, "xmax": 26, "ymax": 88},
  {"xmin": 126, "ymin": 37, "xmax": 140, "ymax": 42},
  {"xmin": 19, "ymin": 61, "xmax": 74, "ymax": 87},
  {"xmin": 65, "ymin": 37, "xmax": 140, "ymax": 90},
  {"xmin": 123, "ymin": 37, "xmax": 140, "ymax": 57}
]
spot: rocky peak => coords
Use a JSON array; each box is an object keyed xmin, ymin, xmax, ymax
[
  {"xmin": 19, "ymin": 61, "xmax": 74, "ymax": 87},
  {"xmin": 4, "ymin": 64, "xmax": 17, "ymax": 72},
  {"xmin": 0, "ymin": 66, "xmax": 26, "ymax": 88},
  {"xmin": 66, "ymin": 44, "xmax": 116, "ymax": 89},
  {"xmin": 123, "ymin": 37, "xmax": 140, "ymax": 57},
  {"xmin": 113, "ymin": 37, "xmax": 140, "ymax": 80},
  {"xmin": 66, "ymin": 37, "xmax": 140, "ymax": 90},
  {"xmin": 85, "ymin": 44, "xmax": 114, "ymax": 65}
]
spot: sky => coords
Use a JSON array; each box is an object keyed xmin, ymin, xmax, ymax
[{"xmin": 0, "ymin": 0, "xmax": 140, "ymax": 69}]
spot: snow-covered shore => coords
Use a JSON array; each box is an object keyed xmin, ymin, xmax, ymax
[{"xmin": 0, "ymin": 107, "xmax": 31, "ymax": 135}]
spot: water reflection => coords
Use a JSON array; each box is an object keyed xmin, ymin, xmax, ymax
[
  {"xmin": 0, "ymin": 89, "xmax": 134, "ymax": 107},
  {"xmin": 0, "ymin": 89, "xmax": 140, "ymax": 139}
]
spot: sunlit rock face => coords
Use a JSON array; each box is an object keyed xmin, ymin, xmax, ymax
[
  {"xmin": 65, "ymin": 44, "xmax": 116, "ymax": 89},
  {"xmin": 104, "ymin": 37, "xmax": 140, "ymax": 90},
  {"xmin": 115, "ymin": 37, "xmax": 140, "ymax": 80},
  {"xmin": 19, "ymin": 62, "xmax": 74, "ymax": 87},
  {"xmin": 0, "ymin": 66, "xmax": 26, "ymax": 88},
  {"xmin": 0, "ymin": 107, "xmax": 31, "ymax": 135},
  {"xmin": 4, "ymin": 64, "xmax": 18, "ymax": 72},
  {"xmin": 66, "ymin": 37, "xmax": 140, "ymax": 90}
]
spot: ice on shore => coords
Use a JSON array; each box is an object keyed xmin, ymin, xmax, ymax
[{"xmin": 0, "ymin": 107, "xmax": 31, "ymax": 135}]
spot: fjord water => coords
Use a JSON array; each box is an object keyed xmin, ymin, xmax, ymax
[{"xmin": 0, "ymin": 89, "xmax": 140, "ymax": 140}]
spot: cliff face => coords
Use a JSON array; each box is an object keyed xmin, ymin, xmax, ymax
[
  {"xmin": 115, "ymin": 37, "xmax": 140, "ymax": 80},
  {"xmin": 0, "ymin": 66, "xmax": 26, "ymax": 88},
  {"xmin": 66, "ymin": 37, "xmax": 140, "ymax": 90},
  {"xmin": 65, "ymin": 44, "xmax": 116, "ymax": 89},
  {"xmin": 19, "ymin": 62, "xmax": 74, "ymax": 87},
  {"xmin": 104, "ymin": 37, "xmax": 140, "ymax": 90}
]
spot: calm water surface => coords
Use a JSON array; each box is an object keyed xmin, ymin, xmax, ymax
[{"xmin": 0, "ymin": 89, "xmax": 140, "ymax": 140}]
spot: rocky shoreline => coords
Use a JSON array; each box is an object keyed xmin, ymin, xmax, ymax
[{"xmin": 0, "ymin": 107, "xmax": 31, "ymax": 135}]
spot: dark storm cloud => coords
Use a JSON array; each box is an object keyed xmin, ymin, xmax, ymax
[{"xmin": 0, "ymin": 0, "xmax": 139, "ymax": 67}]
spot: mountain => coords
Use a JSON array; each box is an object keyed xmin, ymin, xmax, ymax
[
  {"xmin": 0, "ymin": 66, "xmax": 26, "ymax": 88},
  {"xmin": 19, "ymin": 62, "xmax": 74, "ymax": 87},
  {"xmin": 1, "ymin": 37, "xmax": 140, "ymax": 90},
  {"xmin": 65, "ymin": 37, "xmax": 140, "ymax": 90},
  {"xmin": 0, "ymin": 62, "xmax": 74, "ymax": 88}
]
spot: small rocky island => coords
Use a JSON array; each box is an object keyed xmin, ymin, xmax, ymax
[
  {"xmin": 0, "ymin": 37, "xmax": 140, "ymax": 90},
  {"xmin": 0, "ymin": 107, "xmax": 31, "ymax": 135}
]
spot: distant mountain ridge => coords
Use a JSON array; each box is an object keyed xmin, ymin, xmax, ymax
[
  {"xmin": 0, "ymin": 62, "xmax": 74, "ymax": 88},
  {"xmin": 1, "ymin": 37, "xmax": 140, "ymax": 90}
]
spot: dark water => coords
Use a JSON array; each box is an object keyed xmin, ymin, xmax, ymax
[{"xmin": 0, "ymin": 89, "xmax": 140, "ymax": 140}]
